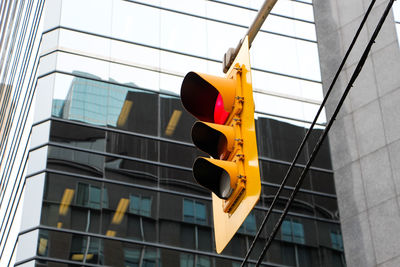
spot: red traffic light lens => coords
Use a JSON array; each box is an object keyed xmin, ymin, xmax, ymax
[{"xmin": 214, "ymin": 94, "xmax": 229, "ymax": 124}]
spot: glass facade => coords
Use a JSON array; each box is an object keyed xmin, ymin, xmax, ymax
[
  {"xmin": 26, "ymin": 80, "xmax": 343, "ymax": 266},
  {"xmin": 0, "ymin": 0, "xmax": 351, "ymax": 266}
]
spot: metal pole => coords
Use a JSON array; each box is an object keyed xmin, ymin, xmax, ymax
[
  {"xmin": 246, "ymin": 0, "xmax": 278, "ymax": 47},
  {"xmin": 222, "ymin": 0, "xmax": 278, "ymax": 73}
]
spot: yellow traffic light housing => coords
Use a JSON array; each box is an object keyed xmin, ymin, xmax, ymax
[{"xmin": 180, "ymin": 36, "xmax": 260, "ymax": 253}]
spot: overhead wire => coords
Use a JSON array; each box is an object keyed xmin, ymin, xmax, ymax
[{"xmin": 240, "ymin": 0, "xmax": 392, "ymax": 264}]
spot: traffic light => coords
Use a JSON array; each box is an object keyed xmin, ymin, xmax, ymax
[{"xmin": 180, "ymin": 36, "xmax": 261, "ymax": 253}]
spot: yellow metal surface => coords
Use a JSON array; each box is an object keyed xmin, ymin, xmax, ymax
[
  {"xmin": 203, "ymin": 122, "xmax": 235, "ymax": 157},
  {"xmin": 213, "ymin": 36, "xmax": 261, "ymax": 254},
  {"xmin": 222, "ymin": 179, "xmax": 246, "ymax": 213}
]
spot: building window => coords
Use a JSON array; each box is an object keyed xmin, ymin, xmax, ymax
[
  {"xmin": 238, "ymin": 212, "xmax": 257, "ymax": 235},
  {"xmin": 70, "ymin": 236, "xmax": 101, "ymax": 264},
  {"xmin": 75, "ymin": 183, "xmax": 108, "ymax": 209},
  {"xmin": 180, "ymin": 254, "xmax": 210, "ymax": 267},
  {"xmin": 180, "ymin": 253, "xmax": 194, "ymax": 267},
  {"xmin": 197, "ymin": 256, "xmax": 211, "ymax": 267},
  {"xmin": 37, "ymin": 231, "xmax": 49, "ymax": 256},
  {"xmin": 281, "ymin": 219, "xmax": 305, "ymax": 244},
  {"xmin": 129, "ymin": 194, "xmax": 152, "ymax": 217},
  {"xmin": 124, "ymin": 248, "xmax": 157, "ymax": 267},
  {"xmin": 330, "ymin": 231, "xmax": 344, "ymax": 251},
  {"xmin": 183, "ymin": 199, "xmax": 206, "ymax": 224}
]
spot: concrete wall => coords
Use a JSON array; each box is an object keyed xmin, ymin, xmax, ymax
[{"xmin": 314, "ymin": 0, "xmax": 400, "ymax": 266}]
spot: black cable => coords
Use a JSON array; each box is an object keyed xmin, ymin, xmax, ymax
[
  {"xmin": 240, "ymin": 0, "xmax": 377, "ymax": 264},
  {"xmin": 254, "ymin": 0, "xmax": 395, "ymax": 265}
]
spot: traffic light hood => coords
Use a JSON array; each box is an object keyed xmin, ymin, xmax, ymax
[
  {"xmin": 180, "ymin": 72, "xmax": 236, "ymax": 123},
  {"xmin": 192, "ymin": 121, "xmax": 234, "ymax": 160},
  {"xmin": 193, "ymin": 157, "xmax": 238, "ymax": 199}
]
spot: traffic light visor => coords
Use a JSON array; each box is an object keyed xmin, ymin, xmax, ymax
[
  {"xmin": 180, "ymin": 72, "xmax": 236, "ymax": 123},
  {"xmin": 192, "ymin": 121, "xmax": 234, "ymax": 160},
  {"xmin": 193, "ymin": 157, "xmax": 238, "ymax": 199}
]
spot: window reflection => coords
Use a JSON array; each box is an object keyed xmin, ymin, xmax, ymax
[
  {"xmin": 76, "ymin": 182, "xmax": 108, "ymax": 209},
  {"xmin": 47, "ymin": 146, "xmax": 105, "ymax": 177},
  {"xmin": 256, "ymin": 117, "xmax": 307, "ymax": 163},
  {"xmin": 251, "ymin": 32, "xmax": 320, "ymax": 81},
  {"xmin": 69, "ymin": 235, "xmax": 103, "ymax": 264},
  {"xmin": 251, "ymin": 69, "xmax": 324, "ymax": 104},
  {"xmin": 266, "ymin": 238, "xmax": 319, "ymax": 267},
  {"xmin": 101, "ymin": 183, "xmax": 157, "ymax": 242},
  {"xmin": 109, "ymin": 63, "xmax": 161, "ymax": 97},
  {"xmin": 238, "ymin": 211, "xmax": 257, "ymax": 235},
  {"xmin": 306, "ymin": 128, "xmax": 333, "ymax": 169},
  {"xmin": 124, "ymin": 247, "xmax": 158, "ymax": 267},
  {"xmin": 105, "ymin": 156, "xmax": 158, "ymax": 186},
  {"xmin": 52, "ymin": 71, "xmax": 159, "ymax": 134},
  {"xmin": 159, "ymin": 166, "xmax": 209, "ymax": 197},
  {"xmin": 281, "ymin": 219, "xmax": 305, "ymax": 244},
  {"xmin": 110, "ymin": 38, "xmax": 160, "ymax": 73},
  {"xmin": 112, "ymin": 0, "xmax": 160, "ymax": 47},
  {"xmin": 311, "ymin": 170, "xmax": 336, "ymax": 195},
  {"xmin": 52, "ymin": 71, "xmax": 158, "ymax": 135},
  {"xmin": 52, "ymin": 72, "xmax": 111, "ymax": 125},
  {"xmin": 160, "ymin": 9, "xmax": 207, "ymax": 57},
  {"xmin": 50, "ymin": 121, "xmax": 106, "ymax": 152},
  {"xmin": 330, "ymin": 231, "xmax": 344, "ymax": 251},
  {"xmin": 160, "ymin": 0, "xmax": 206, "ymax": 16},
  {"xmin": 260, "ymin": 160, "xmax": 306, "ymax": 188},
  {"xmin": 160, "ymin": 142, "xmax": 201, "ymax": 168},
  {"xmin": 130, "ymin": 194, "xmax": 152, "ymax": 217},
  {"xmin": 206, "ymin": 20, "xmax": 244, "ymax": 60},
  {"xmin": 159, "ymin": 50, "xmax": 208, "ymax": 77},
  {"xmin": 262, "ymin": 15, "xmax": 316, "ymax": 41},
  {"xmin": 57, "ymin": 28, "xmax": 111, "ymax": 59},
  {"xmin": 180, "ymin": 253, "xmax": 211, "ymax": 267},
  {"xmin": 271, "ymin": 0, "xmax": 315, "ymax": 22},
  {"xmin": 160, "ymin": 94, "xmax": 196, "ymax": 142},
  {"xmin": 41, "ymin": 173, "xmax": 102, "ymax": 234},
  {"xmin": 183, "ymin": 199, "xmax": 207, "ymax": 225},
  {"xmin": 106, "ymin": 132, "xmax": 158, "ymax": 161},
  {"xmin": 60, "ymin": 0, "xmax": 112, "ymax": 36},
  {"xmin": 180, "ymin": 253, "xmax": 195, "ymax": 267},
  {"xmin": 159, "ymin": 192, "xmax": 212, "ymax": 253},
  {"xmin": 37, "ymin": 231, "xmax": 49, "ymax": 257}
]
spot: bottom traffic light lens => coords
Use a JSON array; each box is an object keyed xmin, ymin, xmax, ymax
[
  {"xmin": 220, "ymin": 171, "xmax": 233, "ymax": 199},
  {"xmin": 193, "ymin": 157, "xmax": 238, "ymax": 200}
]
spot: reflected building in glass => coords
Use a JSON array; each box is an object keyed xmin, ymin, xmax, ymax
[{"xmin": 0, "ymin": 0, "xmax": 354, "ymax": 266}]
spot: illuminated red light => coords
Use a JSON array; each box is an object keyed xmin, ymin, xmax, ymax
[{"xmin": 214, "ymin": 94, "xmax": 229, "ymax": 124}]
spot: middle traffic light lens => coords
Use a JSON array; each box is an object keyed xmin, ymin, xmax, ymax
[{"xmin": 214, "ymin": 94, "xmax": 229, "ymax": 124}]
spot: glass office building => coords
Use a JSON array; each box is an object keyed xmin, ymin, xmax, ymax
[{"xmin": 1, "ymin": 0, "xmax": 345, "ymax": 266}]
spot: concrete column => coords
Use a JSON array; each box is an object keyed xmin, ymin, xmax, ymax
[{"xmin": 314, "ymin": 0, "xmax": 400, "ymax": 266}]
